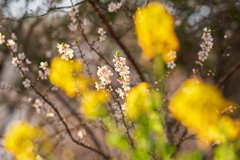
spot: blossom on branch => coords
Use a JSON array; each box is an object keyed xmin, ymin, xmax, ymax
[
  {"xmin": 196, "ymin": 27, "xmax": 213, "ymax": 66},
  {"xmin": 57, "ymin": 43, "xmax": 74, "ymax": 60},
  {"xmin": 98, "ymin": 28, "xmax": 107, "ymax": 42},
  {"xmin": 96, "ymin": 65, "xmax": 113, "ymax": 90},
  {"xmin": 113, "ymin": 54, "xmax": 131, "ymax": 100}
]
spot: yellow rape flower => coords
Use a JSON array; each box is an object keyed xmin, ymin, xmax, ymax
[
  {"xmin": 169, "ymin": 78, "xmax": 240, "ymax": 146},
  {"xmin": 134, "ymin": 2, "xmax": 179, "ymax": 62},
  {"xmin": 126, "ymin": 83, "xmax": 162, "ymax": 120},
  {"xmin": 49, "ymin": 57, "xmax": 88, "ymax": 97},
  {"xmin": 81, "ymin": 90, "xmax": 109, "ymax": 119},
  {"xmin": 3, "ymin": 121, "xmax": 53, "ymax": 160}
]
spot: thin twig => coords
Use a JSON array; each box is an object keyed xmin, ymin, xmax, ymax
[
  {"xmin": 79, "ymin": 24, "xmax": 115, "ymax": 70},
  {"xmin": 111, "ymin": 90, "xmax": 135, "ymax": 148},
  {"xmin": 86, "ymin": 0, "xmax": 145, "ymax": 82},
  {"xmin": 175, "ymin": 128, "xmax": 188, "ymax": 149},
  {"xmin": 7, "ymin": 50, "xmax": 110, "ymax": 160},
  {"xmin": 217, "ymin": 62, "xmax": 240, "ymax": 88},
  {"xmin": 53, "ymin": 92, "xmax": 104, "ymax": 152},
  {"xmin": 76, "ymin": 40, "xmax": 92, "ymax": 76},
  {"xmin": 32, "ymin": 86, "xmax": 110, "ymax": 159}
]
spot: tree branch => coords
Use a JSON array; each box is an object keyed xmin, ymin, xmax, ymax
[
  {"xmin": 86, "ymin": 0, "xmax": 145, "ymax": 82},
  {"xmin": 32, "ymin": 86, "xmax": 110, "ymax": 160},
  {"xmin": 217, "ymin": 62, "xmax": 240, "ymax": 88}
]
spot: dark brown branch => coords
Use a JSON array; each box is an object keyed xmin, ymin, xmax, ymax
[
  {"xmin": 32, "ymin": 86, "xmax": 110, "ymax": 160},
  {"xmin": 110, "ymin": 90, "xmax": 135, "ymax": 148},
  {"xmin": 86, "ymin": 0, "xmax": 145, "ymax": 82},
  {"xmin": 53, "ymin": 92, "xmax": 104, "ymax": 152},
  {"xmin": 79, "ymin": 25, "xmax": 115, "ymax": 70},
  {"xmin": 76, "ymin": 40, "xmax": 92, "ymax": 76},
  {"xmin": 217, "ymin": 62, "xmax": 240, "ymax": 88},
  {"xmin": 6, "ymin": 47, "xmax": 110, "ymax": 159}
]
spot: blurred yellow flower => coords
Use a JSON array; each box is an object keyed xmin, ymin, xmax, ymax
[
  {"xmin": 134, "ymin": 2, "xmax": 179, "ymax": 62},
  {"xmin": 169, "ymin": 78, "xmax": 240, "ymax": 145},
  {"xmin": 81, "ymin": 90, "xmax": 109, "ymax": 119},
  {"xmin": 3, "ymin": 121, "xmax": 53, "ymax": 160},
  {"xmin": 49, "ymin": 57, "xmax": 88, "ymax": 97},
  {"xmin": 126, "ymin": 83, "xmax": 162, "ymax": 120}
]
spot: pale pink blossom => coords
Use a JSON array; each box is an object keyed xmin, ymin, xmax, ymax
[
  {"xmin": 57, "ymin": 43, "xmax": 74, "ymax": 60},
  {"xmin": 113, "ymin": 55, "xmax": 131, "ymax": 100},
  {"xmin": 22, "ymin": 79, "xmax": 31, "ymax": 88},
  {"xmin": 196, "ymin": 27, "xmax": 213, "ymax": 65}
]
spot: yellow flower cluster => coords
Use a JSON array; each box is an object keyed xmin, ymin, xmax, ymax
[
  {"xmin": 49, "ymin": 57, "xmax": 110, "ymax": 119},
  {"xmin": 81, "ymin": 90, "xmax": 109, "ymax": 119},
  {"xmin": 3, "ymin": 121, "xmax": 53, "ymax": 160},
  {"xmin": 126, "ymin": 83, "xmax": 161, "ymax": 120},
  {"xmin": 49, "ymin": 57, "xmax": 88, "ymax": 97},
  {"xmin": 134, "ymin": 2, "xmax": 179, "ymax": 62},
  {"xmin": 169, "ymin": 78, "xmax": 240, "ymax": 145}
]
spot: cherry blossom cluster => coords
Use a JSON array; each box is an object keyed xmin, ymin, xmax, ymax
[
  {"xmin": 31, "ymin": 98, "xmax": 54, "ymax": 117},
  {"xmin": 113, "ymin": 55, "xmax": 131, "ymax": 101},
  {"xmin": 1, "ymin": 33, "xmax": 32, "ymax": 88},
  {"xmin": 57, "ymin": 43, "xmax": 74, "ymax": 60},
  {"xmin": 11, "ymin": 53, "xmax": 32, "ymax": 73},
  {"xmin": 95, "ymin": 65, "xmax": 113, "ymax": 90},
  {"xmin": 98, "ymin": 28, "xmax": 107, "ymax": 42},
  {"xmin": 12, "ymin": 53, "xmax": 32, "ymax": 89},
  {"xmin": 38, "ymin": 61, "xmax": 50, "ymax": 80},
  {"xmin": 108, "ymin": 1, "xmax": 123, "ymax": 12},
  {"xmin": 33, "ymin": 99, "xmax": 43, "ymax": 113},
  {"xmin": 22, "ymin": 78, "xmax": 31, "ymax": 88},
  {"xmin": 197, "ymin": 27, "xmax": 213, "ymax": 65}
]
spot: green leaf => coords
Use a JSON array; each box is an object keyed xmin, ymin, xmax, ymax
[
  {"xmin": 177, "ymin": 151, "xmax": 202, "ymax": 160},
  {"xmin": 214, "ymin": 143, "xmax": 238, "ymax": 160}
]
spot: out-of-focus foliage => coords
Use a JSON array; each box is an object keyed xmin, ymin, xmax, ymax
[
  {"xmin": 105, "ymin": 117, "xmax": 132, "ymax": 155},
  {"xmin": 176, "ymin": 151, "xmax": 202, "ymax": 160},
  {"xmin": 213, "ymin": 142, "xmax": 239, "ymax": 160},
  {"xmin": 105, "ymin": 82, "xmax": 174, "ymax": 160},
  {"xmin": 169, "ymin": 78, "xmax": 240, "ymax": 146},
  {"xmin": 135, "ymin": 2, "xmax": 179, "ymax": 62},
  {"xmin": 3, "ymin": 121, "xmax": 54, "ymax": 160},
  {"xmin": 49, "ymin": 57, "xmax": 88, "ymax": 97}
]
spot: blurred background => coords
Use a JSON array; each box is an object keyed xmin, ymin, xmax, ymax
[{"xmin": 0, "ymin": 0, "xmax": 240, "ymax": 159}]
